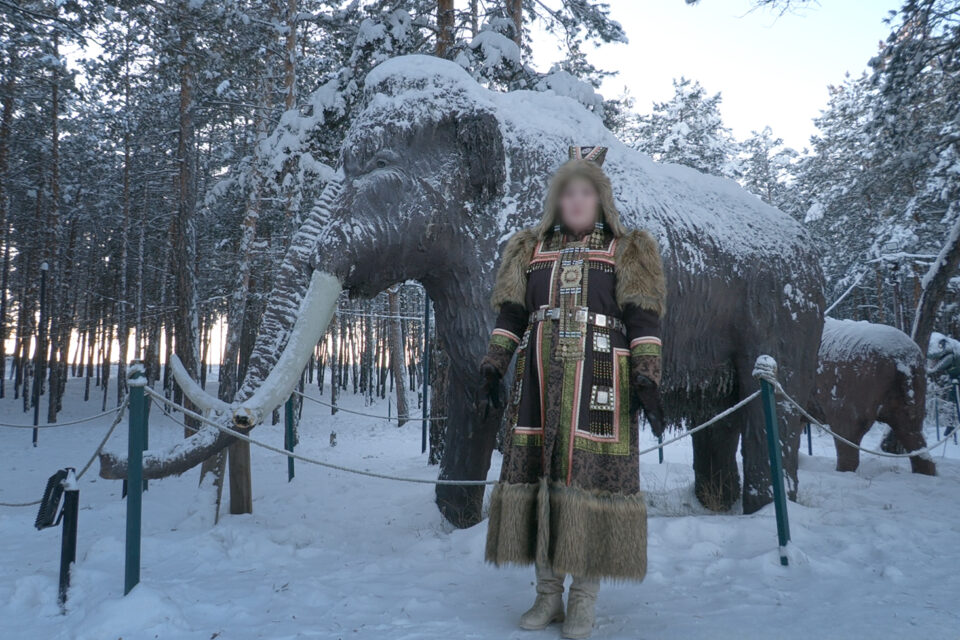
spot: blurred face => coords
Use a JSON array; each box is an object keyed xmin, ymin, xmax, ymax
[{"xmin": 559, "ymin": 176, "xmax": 600, "ymax": 235}]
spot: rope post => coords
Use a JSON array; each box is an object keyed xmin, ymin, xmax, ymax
[
  {"xmin": 753, "ymin": 355, "xmax": 791, "ymax": 567},
  {"xmin": 125, "ymin": 360, "xmax": 147, "ymax": 595},
  {"xmin": 657, "ymin": 434, "xmax": 664, "ymax": 464},
  {"xmin": 935, "ymin": 396, "xmax": 940, "ymax": 440},
  {"xmin": 284, "ymin": 396, "xmax": 296, "ymax": 482},
  {"xmin": 421, "ymin": 293, "xmax": 430, "ymax": 454},
  {"xmin": 806, "ymin": 423, "xmax": 812, "ymax": 456},
  {"xmin": 58, "ymin": 468, "xmax": 79, "ymax": 609},
  {"xmin": 34, "ymin": 467, "xmax": 79, "ymax": 612},
  {"xmin": 952, "ymin": 381, "xmax": 960, "ymax": 444}
]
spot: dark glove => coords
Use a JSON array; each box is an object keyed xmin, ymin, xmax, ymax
[
  {"xmin": 634, "ymin": 373, "xmax": 665, "ymax": 438},
  {"xmin": 477, "ymin": 361, "xmax": 504, "ymax": 420}
]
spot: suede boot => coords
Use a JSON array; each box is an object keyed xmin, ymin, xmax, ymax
[
  {"xmin": 519, "ymin": 565, "xmax": 566, "ymax": 630},
  {"xmin": 561, "ymin": 576, "xmax": 600, "ymax": 639}
]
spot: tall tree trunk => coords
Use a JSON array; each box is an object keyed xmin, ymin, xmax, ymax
[
  {"xmin": 0, "ymin": 46, "xmax": 15, "ymax": 397},
  {"xmin": 48, "ymin": 222, "xmax": 76, "ymax": 419},
  {"xmin": 911, "ymin": 216, "xmax": 960, "ymax": 354},
  {"xmin": 387, "ymin": 286, "xmax": 409, "ymax": 425},
  {"xmin": 280, "ymin": 0, "xmax": 300, "ymax": 240},
  {"xmin": 437, "ymin": 0, "xmax": 455, "ymax": 57},
  {"xmin": 174, "ymin": 6, "xmax": 201, "ymax": 433},
  {"xmin": 329, "ymin": 310, "xmax": 338, "ymax": 413},
  {"xmin": 44, "ymin": 31, "xmax": 62, "ymax": 421},
  {"xmin": 210, "ymin": 73, "xmax": 269, "ymax": 518},
  {"xmin": 116, "ymin": 39, "xmax": 133, "ymax": 405},
  {"xmin": 506, "ymin": 0, "xmax": 523, "ymax": 48}
]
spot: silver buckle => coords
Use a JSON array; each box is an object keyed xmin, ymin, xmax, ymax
[
  {"xmin": 575, "ymin": 308, "xmax": 588, "ymax": 323},
  {"xmin": 595, "ymin": 313, "xmax": 607, "ymax": 328}
]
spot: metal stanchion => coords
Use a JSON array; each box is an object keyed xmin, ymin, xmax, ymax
[
  {"xmin": 125, "ymin": 361, "xmax": 147, "ymax": 595},
  {"xmin": 755, "ymin": 356, "xmax": 791, "ymax": 567},
  {"xmin": 422, "ymin": 294, "xmax": 430, "ymax": 454},
  {"xmin": 284, "ymin": 396, "xmax": 296, "ymax": 481},
  {"xmin": 34, "ymin": 466, "xmax": 79, "ymax": 611}
]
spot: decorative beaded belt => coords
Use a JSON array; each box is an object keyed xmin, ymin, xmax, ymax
[{"xmin": 529, "ymin": 307, "xmax": 625, "ymax": 334}]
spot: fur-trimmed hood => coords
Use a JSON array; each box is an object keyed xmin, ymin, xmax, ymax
[
  {"xmin": 490, "ymin": 159, "xmax": 666, "ymax": 316},
  {"xmin": 536, "ymin": 159, "xmax": 627, "ymax": 239}
]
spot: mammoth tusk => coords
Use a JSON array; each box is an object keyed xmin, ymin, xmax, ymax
[
  {"xmin": 236, "ymin": 269, "xmax": 342, "ymax": 425},
  {"xmin": 170, "ymin": 353, "xmax": 231, "ymax": 414},
  {"xmin": 169, "ymin": 270, "xmax": 341, "ymax": 427}
]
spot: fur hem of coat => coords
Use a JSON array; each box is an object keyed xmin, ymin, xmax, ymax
[
  {"xmin": 490, "ymin": 228, "xmax": 538, "ymax": 310},
  {"xmin": 485, "ymin": 478, "xmax": 648, "ymax": 582},
  {"xmin": 614, "ymin": 229, "xmax": 666, "ymax": 316}
]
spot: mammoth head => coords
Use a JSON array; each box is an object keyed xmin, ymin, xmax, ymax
[
  {"xmin": 317, "ymin": 106, "xmax": 506, "ymax": 296},
  {"xmin": 172, "ymin": 58, "xmax": 508, "ymax": 430}
]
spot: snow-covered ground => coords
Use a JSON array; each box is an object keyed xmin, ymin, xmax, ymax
[{"xmin": 2, "ymin": 372, "xmax": 959, "ymax": 640}]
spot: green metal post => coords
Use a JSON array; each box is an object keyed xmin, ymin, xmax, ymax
[
  {"xmin": 755, "ymin": 355, "xmax": 791, "ymax": 567},
  {"xmin": 125, "ymin": 361, "xmax": 147, "ymax": 595},
  {"xmin": 657, "ymin": 434, "xmax": 663, "ymax": 464},
  {"xmin": 284, "ymin": 396, "xmax": 295, "ymax": 481},
  {"xmin": 143, "ymin": 397, "xmax": 149, "ymax": 492}
]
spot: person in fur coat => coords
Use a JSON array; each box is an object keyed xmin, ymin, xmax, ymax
[{"xmin": 478, "ymin": 146, "xmax": 666, "ymax": 639}]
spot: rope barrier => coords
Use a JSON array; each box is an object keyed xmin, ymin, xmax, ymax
[
  {"xmin": 636, "ymin": 390, "xmax": 761, "ymax": 457},
  {"xmin": 294, "ymin": 391, "xmax": 448, "ymax": 421},
  {"xmin": 0, "ymin": 405, "xmax": 124, "ymax": 429},
  {"xmin": 146, "ymin": 386, "xmax": 761, "ymax": 486},
  {"xmin": 146, "ymin": 389, "xmax": 496, "ymax": 486},
  {"xmin": 334, "ymin": 310, "xmax": 426, "ymax": 322},
  {"xmin": 4, "ymin": 358, "xmax": 942, "ymax": 508},
  {"xmin": 0, "ymin": 397, "xmax": 128, "ymax": 507}
]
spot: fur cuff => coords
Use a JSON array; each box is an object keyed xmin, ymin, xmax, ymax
[
  {"xmin": 615, "ymin": 230, "xmax": 666, "ymax": 316},
  {"xmin": 485, "ymin": 478, "xmax": 648, "ymax": 582},
  {"xmin": 490, "ymin": 228, "xmax": 538, "ymax": 310}
]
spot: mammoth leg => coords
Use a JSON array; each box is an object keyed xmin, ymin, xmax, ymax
[
  {"xmin": 740, "ymin": 350, "xmax": 807, "ymax": 514},
  {"xmin": 834, "ymin": 419, "xmax": 867, "ymax": 472},
  {"xmin": 738, "ymin": 393, "xmax": 771, "ymax": 514},
  {"xmin": 886, "ymin": 417, "xmax": 936, "ymax": 476},
  {"xmin": 692, "ymin": 422, "xmax": 741, "ymax": 512},
  {"xmin": 739, "ymin": 366, "xmax": 803, "ymax": 515}
]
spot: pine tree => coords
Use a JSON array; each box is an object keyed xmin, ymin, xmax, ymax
[
  {"xmin": 739, "ymin": 126, "xmax": 798, "ymax": 213},
  {"xmin": 633, "ymin": 77, "xmax": 740, "ymax": 178}
]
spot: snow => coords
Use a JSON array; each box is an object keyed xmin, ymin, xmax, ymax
[
  {"xmin": 468, "ymin": 30, "xmax": 522, "ymax": 69},
  {"xmin": 534, "ymin": 69, "xmax": 605, "ymax": 113},
  {"xmin": 819, "ymin": 318, "xmax": 922, "ymax": 366},
  {"xmin": 3, "ymin": 372, "xmax": 960, "ymax": 639}
]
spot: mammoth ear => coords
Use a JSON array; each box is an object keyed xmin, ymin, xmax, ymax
[{"xmin": 455, "ymin": 110, "xmax": 505, "ymax": 203}]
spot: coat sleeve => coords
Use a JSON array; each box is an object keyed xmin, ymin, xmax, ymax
[
  {"xmin": 615, "ymin": 230, "xmax": 667, "ymax": 386},
  {"xmin": 481, "ymin": 229, "xmax": 538, "ymax": 376}
]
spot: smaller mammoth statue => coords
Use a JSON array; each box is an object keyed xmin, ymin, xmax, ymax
[{"xmin": 810, "ymin": 318, "xmax": 936, "ymax": 476}]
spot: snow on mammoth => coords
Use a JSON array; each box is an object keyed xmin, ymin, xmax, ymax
[{"xmin": 100, "ymin": 55, "xmax": 826, "ymax": 527}]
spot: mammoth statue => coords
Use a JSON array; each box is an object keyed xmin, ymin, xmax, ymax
[
  {"xmin": 810, "ymin": 318, "xmax": 936, "ymax": 475},
  {"xmin": 100, "ymin": 55, "xmax": 825, "ymax": 527}
]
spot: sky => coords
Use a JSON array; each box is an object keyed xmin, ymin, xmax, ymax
[{"xmin": 531, "ymin": 0, "xmax": 902, "ymax": 151}]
